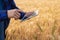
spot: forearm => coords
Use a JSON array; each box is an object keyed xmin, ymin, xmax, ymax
[{"xmin": 11, "ymin": 0, "xmax": 18, "ymax": 9}]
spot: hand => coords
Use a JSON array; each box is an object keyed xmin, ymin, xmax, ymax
[
  {"xmin": 7, "ymin": 9, "xmax": 22, "ymax": 19},
  {"xmin": 25, "ymin": 10, "xmax": 38, "ymax": 17},
  {"xmin": 24, "ymin": 11, "xmax": 34, "ymax": 17}
]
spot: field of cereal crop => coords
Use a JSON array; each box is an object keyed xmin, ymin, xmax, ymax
[{"xmin": 5, "ymin": 0, "xmax": 60, "ymax": 40}]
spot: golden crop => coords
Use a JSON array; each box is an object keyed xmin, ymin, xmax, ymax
[{"xmin": 5, "ymin": 0, "xmax": 60, "ymax": 40}]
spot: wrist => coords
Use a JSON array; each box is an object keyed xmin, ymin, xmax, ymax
[{"xmin": 7, "ymin": 10, "xmax": 11, "ymax": 19}]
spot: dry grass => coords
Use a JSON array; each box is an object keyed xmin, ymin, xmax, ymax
[{"xmin": 5, "ymin": 0, "xmax": 60, "ymax": 40}]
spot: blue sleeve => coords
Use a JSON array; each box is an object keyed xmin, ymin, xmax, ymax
[
  {"xmin": 0, "ymin": 10, "xmax": 8, "ymax": 21},
  {"xmin": 11, "ymin": 0, "xmax": 18, "ymax": 9}
]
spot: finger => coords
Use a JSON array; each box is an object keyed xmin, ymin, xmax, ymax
[
  {"xmin": 16, "ymin": 12, "xmax": 20, "ymax": 16},
  {"xmin": 14, "ymin": 15, "xmax": 18, "ymax": 19},
  {"xmin": 15, "ymin": 12, "xmax": 20, "ymax": 18},
  {"xmin": 16, "ymin": 14, "xmax": 20, "ymax": 18},
  {"xmin": 15, "ymin": 13, "xmax": 20, "ymax": 19},
  {"xmin": 25, "ymin": 12, "xmax": 33, "ymax": 17},
  {"xmin": 14, "ymin": 13, "xmax": 19, "ymax": 19}
]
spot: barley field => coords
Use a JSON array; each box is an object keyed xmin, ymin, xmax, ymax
[{"xmin": 5, "ymin": 0, "xmax": 60, "ymax": 40}]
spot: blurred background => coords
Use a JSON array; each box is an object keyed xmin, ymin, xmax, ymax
[{"xmin": 5, "ymin": 0, "xmax": 60, "ymax": 40}]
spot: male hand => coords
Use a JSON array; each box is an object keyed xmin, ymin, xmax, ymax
[
  {"xmin": 7, "ymin": 9, "xmax": 22, "ymax": 19},
  {"xmin": 25, "ymin": 10, "xmax": 38, "ymax": 17}
]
